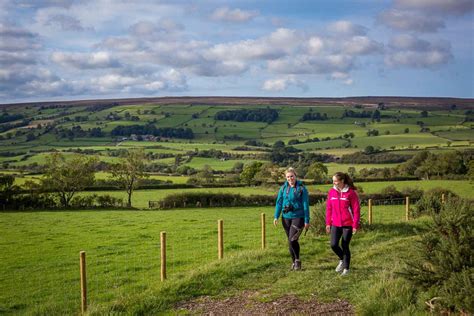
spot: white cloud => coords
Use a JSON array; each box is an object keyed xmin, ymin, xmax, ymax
[
  {"xmin": 44, "ymin": 13, "xmax": 93, "ymax": 31},
  {"xmin": 129, "ymin": 19, "xmax": 184, "ymax": 39},
  {"xmin": 206, "ymin": 28, "xmax": 301, "ymax": 62},
  {"xmin": 89, "ymin": 68, "xmax": 188, "ymax": 93},
  {"xmin": 330, "ymin": 72, "xmax": 353, "ymax": 85},
  {"xmin": 306, "ymin": 36, "xmax": 324, "ymax": 55},
  {"xmin": 51, "ymin": 51, "xmax": 121, "ymax": 69},
  {"xmin": 327, "ymin": 21, "xmax": 367, "ymax": 36},
  {"xmin": 98, "ymin": 37, "xmax": 142, "ymax": 52},
  {"xmin": 0, "ymin": 65, "xmax": 80, "ymax": 98},
  {"xmin": 331, "ymin": 72, "xmax": 350, "ymax": 80},
  {"xmin": 341, "ymin": 36, "xmax": 383, "ymax": 55},
  {"xmin": 262, "ymin": 76, "xmax": 308, "ymax": 92},
  {"xmin": 385, "ymin": 34, "xmax": 452, "ymax": 67},
  {"xmin": 378, "ymin": 9, "xmax": 445, "ymax": 32},
  {"xmin": 210, "ymin": 7, "xmax": 259, "ymax": 22},
  {"xmin": 343, "ymin": 78, "xmax": 353, "ymax": 85},
  {"xmin": 394, "ymin": 0, "xmax": 474, "ymax": 16},
  {"xmin": 0, "ymin": 23, "xmax": 40, "ymax": 51},
  {"xmin": 160, "ymin": 68, "xmax": 188, "ymax": 91},
  {"xmin": 268, "ymin": 54, "xmax": 354, "ymax": 75}
]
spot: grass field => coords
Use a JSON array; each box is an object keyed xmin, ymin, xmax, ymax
[{"xmin": 0, "ymin": 204, "xmax": 431, "ymax": 315}]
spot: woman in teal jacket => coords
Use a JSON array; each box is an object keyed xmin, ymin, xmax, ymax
[{"xmin": 273, "ymin": 167, "xmax": 310, "ymax": 270}]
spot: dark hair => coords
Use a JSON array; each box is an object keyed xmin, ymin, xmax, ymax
[{"xmin": 333, "ymin": 172, "xmax": 357, "ymax": 190}]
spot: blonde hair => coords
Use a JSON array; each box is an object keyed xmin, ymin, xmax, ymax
[{"xmin": 285, "ymin": 167, "xmax": 297, "ymax": 177}]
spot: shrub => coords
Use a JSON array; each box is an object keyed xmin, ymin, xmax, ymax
[
  {"xmin": 413, "ymin": 188, "xmax": 458, "ymax": 218},
  {"xmin": 96, "ymin": 194, "xmax": 124, "ymax": 208},
  {"xmin": 380, "ymin": 185, "xmax": 402, "ymax": 198},
  {"xmin": 155, "ymin": 192, "xmax": 324, "ymax": 209},
  {"xmin": 12, "ymin": 193, "xmax": 58, "ymax": 210},
  {"xmin": 309, "ymin": 201, "xmax": 326, "ymax": 235},
  {"xmin": 402, "ymin": 198, "xmax": 473, "ymax": 314},
  {"xmin": 400, "ymin": 187, "xmax": 423, "ymax": 200},
  {"xmin": 71, "ymin": 194, "xmax": 97, "ymax": 208}
]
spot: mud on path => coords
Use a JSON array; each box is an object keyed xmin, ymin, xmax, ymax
[{"xmin": 176, "ymin": 290, "xmax": 354, "ymax": 315}]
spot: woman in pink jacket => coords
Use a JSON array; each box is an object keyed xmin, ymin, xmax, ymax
[{"xmin": 325, "ymin": 172, "xmax": 360, "ymax": 276}]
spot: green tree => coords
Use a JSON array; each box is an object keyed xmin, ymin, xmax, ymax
[
  {"xmin": 240, "ymin": 162, "xmax": 263, "ymax": 185},
  {"xmin": 255, "ymin": 163, "xmax": 282, "ymax": 184},
  {"xmin": 347, "ymin": 166, "xmax": 356, "ymax": 178},
  {"xmin": 371, "ymin": 109, "xmax": 381, "ymax": 122},
  {"xmin": 231, "ymin": 162, "xmax": 244, "ymax": 173},
  {"xmin": 197, "ymin": 165, "xmax": 215, "ymax": 184},
  {"xmin": 42, "ymin": 153, "xmax": 97, "ymax": 208},
  {"xmin": 305, "ymin": 162, "xmax": 328, "ymax": 183},
  {"xmin": 110, "ymin": 149, "xmax": 148, "ymax": 208},
  {"xmin": 468, "ymin": 160, "xmax": 474, "ymax": 182},
  {"xmin": 364, "ymin": 145, "xmax": 376, "ymax": 154},
  {"xmin": 0, "ymin": 174, "xmax": 19, "ymax": 207},
  {"xmin": 400, "ymin": 151, "xmax": 430, "ymax": 175},
  {"xmin": 402, "ymin": 198, "xmax": 473, "ymax": 314}
]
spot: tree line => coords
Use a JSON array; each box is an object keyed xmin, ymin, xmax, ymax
[
  {"xmin": 0, "ymin": 150, "xmax": 148, "ymax": 210},
  {"xmin": 214, "ymin": 108, "xmax": 279, "ymax": 123},
  {"xmin": 111, "ymin": 124, "xmax": 194, "ymax": 139}
]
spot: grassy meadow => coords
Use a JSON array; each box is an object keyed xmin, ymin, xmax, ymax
[{"xmin": 1, "ymin": 204, "xmax": 429, "ymax": 315}]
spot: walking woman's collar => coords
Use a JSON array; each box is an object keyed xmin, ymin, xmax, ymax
[{"xmin": 334, "ymin": 184, "xmax": 349, "ymax": 192}]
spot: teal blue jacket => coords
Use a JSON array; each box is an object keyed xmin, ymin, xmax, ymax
[{"xmin": 274, "ymin": 180, "xmax": 310, "ymax": 224}]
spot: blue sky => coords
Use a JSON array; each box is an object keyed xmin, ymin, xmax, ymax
[{"xmin": 1, "ymin": 0, "xmax": 473, "ymax": 103}]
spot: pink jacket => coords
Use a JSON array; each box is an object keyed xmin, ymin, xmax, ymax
[{"xmin": 326, "ymin": 186, "xmax": 360, "ymax": 229}]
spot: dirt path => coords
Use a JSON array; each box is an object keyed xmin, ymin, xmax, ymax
[{"xmin": 176, "ymin": 290, "xmax": 354, "ymax": 315}]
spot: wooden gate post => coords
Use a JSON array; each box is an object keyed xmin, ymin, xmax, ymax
[
  {"xmin": 161, "ymin": 231, "xmax": 166, "ymax": 281},
  {"xmin": 405, "ymin": 197, "xmax": 410, "ymax": 221},
  {"xmin": 368, "ymin": 199, "xmax": 373, "ymax": 225},
  {"xmin": 261, "ymin": 213, "xmax": 266, "ymax": 249},
  {"xmin": 218, "ymin": 219, "xmax": 224, "ymax": 259},
  {"xmin": 79, "ymin": 251, "xmax": 87, "ymax": 314}
]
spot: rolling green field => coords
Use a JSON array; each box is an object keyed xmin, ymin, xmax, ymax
[
  {"xmin": 1, "ymin": 205, "xmax": 430, "ymax": 315},
  {"xmin": 1, "ymin": 103, "xmax": 472, "ymax": 168}
]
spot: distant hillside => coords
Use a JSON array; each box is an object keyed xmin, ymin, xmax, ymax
[{"xmin": 2, "ymin": 96, "xmax": 473, "ymax": 110}]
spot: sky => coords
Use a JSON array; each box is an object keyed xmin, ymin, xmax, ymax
[{"xmin": 0, "ymin": 0, "xmax": 473, "ymax": 104}]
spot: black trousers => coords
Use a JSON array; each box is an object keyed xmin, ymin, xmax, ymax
[
  {"xmin": 330, "ymin": 226, "xmax": 353, "ymax": 269},
  {"xmin": 282, "ymin": 217, "xmax": 305, "ymax": 262}
]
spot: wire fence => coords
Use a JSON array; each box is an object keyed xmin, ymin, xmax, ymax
[{"xmin": 1, "ymin": 195, "xmax": 440, "ymax": 314}]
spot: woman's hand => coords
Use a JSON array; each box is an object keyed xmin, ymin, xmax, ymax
[
  {"xmin": 304, "ymin": 223, "xmax": 310, "ymax": 229},
  {"xmin": 325, "ymin": 225, "xmax": 331, "ymax": 234},
  {"xmin": 273, "ymin": 218, "xmax": 278, "ymax": 226},
  {"xmin": 352, "ymin": 228, "xmax": 357, "ymax": 234}
]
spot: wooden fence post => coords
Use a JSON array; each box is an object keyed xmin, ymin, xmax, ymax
[
  {"xmin": 79, "ymin": 251, "xmax": 87, "ymax": 314},
  {"xmin": 261, "ymin": 213, "xmax": 266, "ymax": 249},
  {"xmin": 368, "ymin": 199, "xmax": 373, "ymax": 225},
  {"xmin": 161, "ymin": 231, "xmax": 166, "ymax": 281},
  {"xmin": 218, "ymin": 219, "xmax": 224, "ymax": 259},
  {"xmin": 405, "ymin": 196, "xmax": 410, "ymax": 221}
]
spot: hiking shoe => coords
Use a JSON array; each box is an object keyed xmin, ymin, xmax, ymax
[
  {"xmin": 291, "ymin": 262, "xmax": 295, "ymax": 270},
  {"xmin": 294, "ymin": 259, "xmax": 301, "ymax": 270},
  {"xmin": 341, "ymin": 269, "xmax": 350, "ymax": 276},
  {"xmin": 335, "ymin": 260, "xmax": 344, "ymax": 272}
]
